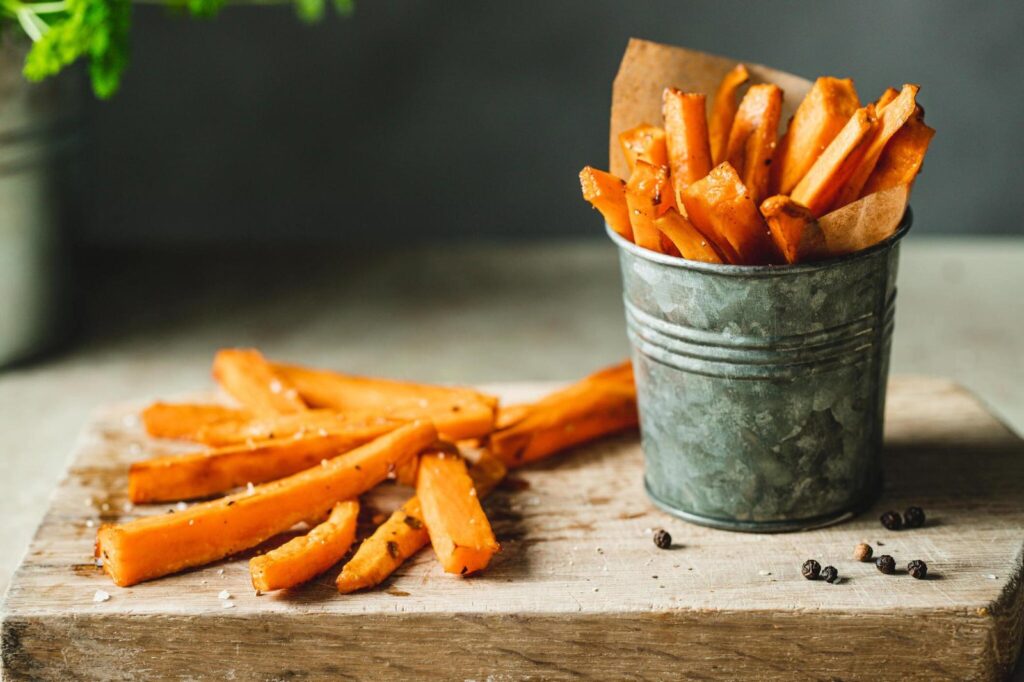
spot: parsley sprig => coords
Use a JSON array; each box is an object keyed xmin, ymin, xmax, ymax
[{"xmin": 0, "ymin": 0, "xmax": 352, "ymax": 98}]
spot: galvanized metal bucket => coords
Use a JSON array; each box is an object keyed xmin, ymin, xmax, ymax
[{"xmin": 609, "ymin": 212, "xmax": 912, "ymax": 532}]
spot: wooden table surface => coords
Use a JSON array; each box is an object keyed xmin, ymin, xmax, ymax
[
  {"xmin": 3, "ymin": 376, "xmax": 1023, "ymax": 680},
  {"xmin": 0, "ymin": 237, "xmax": 1022, "ymax": 677}
]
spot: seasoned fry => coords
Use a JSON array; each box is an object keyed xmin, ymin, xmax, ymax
[
  {"xmin": 250, "ymin": 500, "xmax": 359, "ymax": 592},
  {"xmin": 760, "ymin": 195, "xmax": 828, "ymax": 265},
  {"xmin": 861, "ymin": 111, "xmax": 935, "ymax": 196},
  {"xmin": 141, "ymin": 402, "xmax": 248, "ymax": 442},
  {"xmin": 791, "ymin": 105, "xmax": 877, "ymax": 217},
  {"xmin": 724, "ymin": 84, "xmax": 783, "ymax": 204},
  {"xmin": 875, "ymin": 87, "xmax": 900, "ymax": 111},
  {"xmin": 618, "ymin": 124, "xmax": 669, "ymax": 171},
  {"xmin": 213, "ymin": 349, "xmax": 308, "ymax": 417},
  {"xmin": 191, "ymin": 409, "xmax": 401, "ymax": 447},
  {"xmin": 335, "ymin": 452, "xmax": 507, "ymax": 593},
  {"xmin": 625, "ymin": 160, "xmax": 675, "ymax": 252},
  {"xmin": 416, "ymin": 451, "xmax": 501, "ymax": 575},
  {"xmin": 654, "ymin": 209, "xmax": 725, "ymax": 263},
  {"xmin": 709, "ymin": 64, "xmax": 750, "ymax": 164},
  {"xmin": 579, "ymin": 166, "xmax": 632, "ymax": 240},
  {"xmin": 490, "ymin": 362, "xmax": 638, "ymax": 468},
  {"xmin": 770, "ymin": 77, "xmax": 860, "ymax": 196},
  {"xmin": 833, "ymin": 84, "xmax": 919, "ymax": 208},
  {"xmin": 681, "ymin": 163, "xmax": 780, "ymax": 265},
  {"xmin": 97, "ymin": 420, "xmax": 436, "ymax": 586},
  {"xmin": 272, "ymin": 363, "xmax": 497, "ymax": 440},
  {"xmin": 128, "ymin": 423, "xmax": 401, "ymax": 503},
  {"xmin": 662, "ymin": 89, "xmax": 712, "ymax": 206}
]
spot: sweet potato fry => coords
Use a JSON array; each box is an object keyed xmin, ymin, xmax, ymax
[
  {"xmin": 662, "ymin": 89, "xmax": 712, "ymax": 205},
  {"xmin": 489, "ymin": 364, "xmax": 639, "ymax": 468},
  {"xmin": 723, "ymin": 84, "xmax": 783, "ymax": 204},
  {"xmin": 97, "ymin": 420, "xmax": 436, "ymax": 586},
  {"xmin": 833, "ymin": 84, "xmax": 919, "ymax": 209},
  {"xmin": 579, "ymin": 166, "xmax": 632, "ymax": 240},
  {"xmin": 335, "ymin": 452, "xmax": 506, "ymax": 593},
  {"xmin": 619, "ymin": 124, "xmax": 668, "ymax": 171},
  {"xmin": 213, "ymin": 349, "xmax": 307, "ymax": 417},
  {"xmin": 875, "ymin": 87, "xmax": 900, "ymax": 111},
  {"xmin": 791, "ymin": 105, "xmax": 877, "ymax": 217},
  {"xmin": 191, "ymin": 409, "xmax": 400, "ymax": 447},
  {"xmin": 141, "ymin": 402, "xmax": 249, "ymax": 442},
  {"xmin": 128, "ymin": 422, "xmax": 401, "ymax": 503},
  {"xmin": 272, "ymin": 363, "xmax": 497, "ymax": 440},
  {"xmin": 760, "ymin": 195, "xmax": 828, "ymax": 265},
  {"xmin": 654, "ymin": 209, "xmax": 725, "ymax": 263},
  {"xmin": 416, "ymin": 451, "xmax": 500, "ymax": 575},
  {"xmin": 625, "ymin": 160, "xmax": 675, "ymax": 252},
  {"xmin": 709, "ymin": 63, "xmax": 750, "ymax": 164},
  {"xmin": 681, "ymin": 163, "xmax": 780, "ymax": 265},
  {"xmin": 250, "ymin": 500, "xmax": 358, "ymax": 592},
  {"xmin": 861, "ymin": 111, "xmax": 934, "ymax": 197},
  {"xmin": 771, "ymin": 77, "xmax": 860, "ymax": 196}
]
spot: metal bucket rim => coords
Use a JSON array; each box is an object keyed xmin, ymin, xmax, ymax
[{"xmin": 605, "ymin": 206, "xmax": 912, "ymax": 277}]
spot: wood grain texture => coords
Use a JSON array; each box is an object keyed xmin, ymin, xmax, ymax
[{"xmin": 2, "ymin": 377, "xmax": 1023, "ymax": 680}]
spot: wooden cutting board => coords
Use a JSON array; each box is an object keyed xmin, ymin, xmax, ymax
[{"xmin": 2, "ymin": 376, "xmax": 1022, "ymax": 681}]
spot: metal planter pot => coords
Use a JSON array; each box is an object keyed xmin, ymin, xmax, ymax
[
  {"xmin": 0, "ymin": 41, "xmax": 78, "ymax": 367},
  {"xmin": 609, "ymin": 213, "xmax": 911, "ymax": 532}
]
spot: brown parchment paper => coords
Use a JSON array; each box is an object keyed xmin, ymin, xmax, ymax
[{"xmin": 610, "ymin": 39, "xmax": 909, "ymax": 255}]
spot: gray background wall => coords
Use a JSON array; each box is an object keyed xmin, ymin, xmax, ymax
[{"xmin": 78, "ymin": 1, "xmax": 1023, "ymax": 246}]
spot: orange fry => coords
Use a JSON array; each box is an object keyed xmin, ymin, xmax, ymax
[
  {"xmin": 791, "ymin": 105, "xmax": 877, "ymax": 217},
  {"xmin": 771, "ymin": 77, "xmax": 860, "ymax": 196},
  {"xmin": 335, "ymin": 452, "xmax": 506, "ymax": 593},
  {"xmin": 417, "ymin": 451, "xmax": 501, "ymax": 576},
  {"xmin": 760, "ymin": 195, "xmax": 828, "ymax": 265},
  {"xmin": 709, "ymin": 64, "xmax": 750, "ymax": 164},
  {"xmin": 833, "ymin": 84, "xmax": 919, "ymax": 208},
  {"xmin": 625, "ymin": 160, "xmax": 674, "ymax": 252},
  {"xmin": 191, "ymin": 409, "xmax": 401, "ymax": 447},
  {"xmin": 861, "ymin": 111, "xmax": 935, "ymax": 197},
  {"xmin": 681, "ymin": 163, "xmax": 780, "ymax": 265},
  {"xmin": 141, "ymin": 402, "xmax": 249, "ymax": 442},
  {"xmin": 723, "ymin": 84, "xmax": 782, "ymax": 205},
  {"xmin": 213, "ymin": 348, "xmax": 307, "ymax": 417},
  {"xmin": 579, "ymin": 166, "xmax": 632, "ymax": 240},
  {"xmin": 654, "ymin": 208, "xmax": 725, "ymax": 263},
  {"xmin": 619, "ymin": 124, "xmax": 669, "ymax": 171},
  {"xmin": 97, "ymin": 420, "xmax": 437, "ymax": 586},
  {"xmin": 875, "ymin": 87, "xmax": 900, "ymax": 111},
  {"xmin": 250, "ymin": 500, "xmax": 359, "ymax": 592},
  {"xmin": 662, "ymin": 89, "xmax": 712, "ymax": 206}
]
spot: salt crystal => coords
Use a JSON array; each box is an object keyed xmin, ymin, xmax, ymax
[
  {"xmin": 95, "ymin": 558, "xmax": 103, "ymax": 568},
  {"xmin": 93, "ymin": 590, "xmax": 110, "ymax": 603},
  {"xmin": 122, "ymin": 502, "xmax": 134, "ymax": 513},
  {"xmin": 176, "ymin": 501, "xmax": 188, "ymax": 511},
  {"xmin": 218, "ymin": 569, "xmax": 225, "ymax": 576},
  {"xmin": 469, "ymin": 488, "xmax": 477, "ymax": 498},
  {"xmin": 222, "ymin": 602, "xmax": 235, "ymax": 609},
  {"xmin": 188, "ymin": 520, "xmax": 195, "ymax": 526},
  {"xmin": 85, "ymin": 520, "xmax": 95, "ymax": 528},
  {"xmin": 987, "ymin": 574, "xmax": 998, "ymax": 580},
  {"xmin": 758, "ymin": 570, "xmax": 771, "ymax": 576},
  {"xmin": 122, "ymin": 414, "xmax": 139, "ymax": 428},
  {"xmin": 269, "ymin": 379, "xmax": 283, "ymax": 394},
  {"xmin": 247, "ymin": 482, "xmax": 255, "ymax": 495},
  {"xmin": 218, "ymin": 590, "xmax": 232, "ymax": 600},
  {"xmin": 318, "ymin": 428, "xmax": 329, "ymax": 437},
  {"xmin": 321, "ymin": 459, "xmax": 329, "ymax": 467},
  {"xmin": 285, "ymin": 389, "xmax": 298, "ymax": 401}
]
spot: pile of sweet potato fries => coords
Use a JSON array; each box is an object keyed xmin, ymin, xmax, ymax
[
  {"xmin": 581, "ymin": 67, "xmax": 934, "ymax": 264},
  {"xmin": 95, "ymin": 349, "xmax": 637, "ymax": 591}
]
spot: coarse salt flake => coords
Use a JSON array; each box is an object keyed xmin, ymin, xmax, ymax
[
  {"xmin": 218, "ymin": 590, "xmax": 232, "ymax": 600},
  {"xmin": 222, "ymin": 602, "xmax": 235, "ymax": 609},
  {"xmin": 269, "ymin": 379, "xmax": 283, "ymax": 394},
  {"xmin": 176, "ymin": 501, "xmax": 188, "ymax": 511},
  {"xmin": 93, "ymin": 590, "xmax": 110, "ymax": 603},
  {"xmin": 247, "ymin": 482, "xmax": 256, "ymax": 495},
  {"xmin": 122, "ymin": 502, "xmax": 134, "ymax": 513},
  {"xmin": 321, "ymin": 459, "xmax": 329, "ymax": 467},
  {"xmin": 85, "ymin": 519, "xmax": 95, "ymax": 528}
]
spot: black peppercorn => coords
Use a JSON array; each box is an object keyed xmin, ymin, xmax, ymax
[
  {"xmin": 876, "ymin": 554, "xmax": 896, "ymax": 574},
  {"xmin": 801, "ymin": 559, "xmax": 821, "ymax": 580},
  {"xmin": 821, "ymin": 566, "xmax": 839, "ymax": 583},
  {"xmin": 903, "ymin": 506, "xmax": 926, "ymax": 529},
  {"xmin": 907, "ymin": 559, "xmax": 928, "ymax": 579},
  {"xmin": 653, "ymin": 529, "xmax": 672, "ymax": 550},
  {"xmin": 880, "ymin": 510, "xmax": 903, "ymax": 531}
]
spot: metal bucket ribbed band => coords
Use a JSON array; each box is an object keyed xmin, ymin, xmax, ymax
[{"xmin": 625, "ymin": 294, "xmax": 895, "ymax": 380}]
